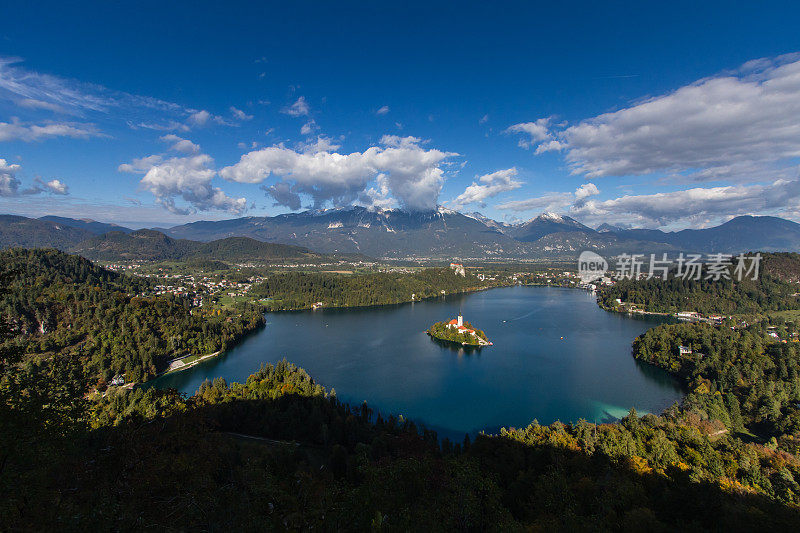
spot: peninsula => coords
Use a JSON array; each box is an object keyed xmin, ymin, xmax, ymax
[{"xmin": 427, "ymin": 313, "xmax": 492, "ymax": 346}]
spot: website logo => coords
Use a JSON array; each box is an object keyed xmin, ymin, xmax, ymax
[{"xmin": 578, "ymin": 251, "xmax": 608, "ymax": 283}]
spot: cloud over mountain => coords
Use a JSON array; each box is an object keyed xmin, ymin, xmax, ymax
[
  {"xmin": 571, "ymin": 178, "xmax": 800, "ymax": 227},
  {"xmin": 219, "ymin": 135, "xmax": 456, "ymax": 211},
  {"xmin": 119, "ymin": 144, "xmax": 247, "ymax": 215}
]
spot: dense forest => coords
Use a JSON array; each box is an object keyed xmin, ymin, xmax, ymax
[
  {"xmin": 598, "ymin": 253, "xmax": 800, "ymax": 314},
  {"xmin": 3, "ymin": 354, "xmax": 800, "ymax": 530},
  {"xmin": 0, "ymin": 248, "xmax": 264, "ymax": 382},
  {"xmin": 633, "ymin": 320, "xmax": 800, "ymax": 452},
  {"xmin": 251, "ymin": 268, "xmax": 490, "ymax": 310},
  {"xmin": 428, "ymin": 319, "xmax": 489, "ymax": 345}
]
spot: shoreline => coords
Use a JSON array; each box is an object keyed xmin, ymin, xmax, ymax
[
  {"xmin": 426, "ymin": 330, "xmax": 492, "ymax": 347},
  {"xmin": 161, "ymin": 350, "xmax": 223, "ymax": 376},
  {"xmin": 263, "ymin": 283, "xmax": 510, "ymax": 313}
]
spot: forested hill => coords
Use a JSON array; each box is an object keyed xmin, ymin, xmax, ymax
[
  {"xmin": 0, "ymin": 248, "xmax": 264, "ymax": 383},
  {"xmin": 598, "ymin": 253, "xmax": 800, "ymax": 315},
  {"xmin": 0, "ymin": 214, "xmax": 94, "ymax": 249},
  {"xmin": 5, "ymin": 356, "xmax": 800, "ymax": 529},
  {"xmin": 251, "ymin": 268, "xmax": 489, "ymax": 310},
  {"xmin": 69, "ymin": 229, "xmax": 324, "ymax": 262}
]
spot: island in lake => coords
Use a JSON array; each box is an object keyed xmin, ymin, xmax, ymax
[{"xmin": 427, "ymin": 313, "xmax": 492, "ymax": 346}]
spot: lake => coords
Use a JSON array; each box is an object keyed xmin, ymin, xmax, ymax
[{"xmin": 150, "ymin": 285, "xmax": 683, "ymax": 440}]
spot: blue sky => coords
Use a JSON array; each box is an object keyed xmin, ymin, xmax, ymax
[{"xmin": 1, "ymin": 1, "xmax": 799, "ymax": 228}]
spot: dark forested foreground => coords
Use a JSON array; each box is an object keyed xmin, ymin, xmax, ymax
[
  {"xmin": 3, "ymin": 356, "xmax": 800, "ymax": 530},
  {"xmin": 3, "ymin": 249, "xmax": 800, "ymax": 529}
]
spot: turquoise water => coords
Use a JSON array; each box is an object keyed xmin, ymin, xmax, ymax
[{"xmin": 149, "ymin": 286, "xmax": 683, "ymax": 440}]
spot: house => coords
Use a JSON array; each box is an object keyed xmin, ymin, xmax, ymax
[
  {"xmin": 449, "ymin": 263, "xmax": 466, "ymax": 276},
  {"xmin": 678, "ymin": 346, "xmax": 692, "ymax": 356}
]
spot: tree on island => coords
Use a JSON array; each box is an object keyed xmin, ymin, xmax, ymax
[{"xmin": 428, "ymin": 317, "xmax": 489, "ymax": 345}]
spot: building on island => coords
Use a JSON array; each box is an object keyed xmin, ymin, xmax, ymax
[
  {"xmin": 447, "ymin": 313, "xmax": 476, "ymax": 336},
  {"xmin": 430, "ymin": 312, "xmax": 492, "ymax": 346}
]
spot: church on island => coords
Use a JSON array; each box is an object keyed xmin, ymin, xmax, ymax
[{"xmin": 431, "ymin": 313, "xmax": 492, "ymax": 346}]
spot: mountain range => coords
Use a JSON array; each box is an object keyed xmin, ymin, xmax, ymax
[{"xmin": 2, "ymin": 209, "xmax": 800, "ymax": 260}]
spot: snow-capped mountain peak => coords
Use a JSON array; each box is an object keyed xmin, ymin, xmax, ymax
[{"xmin": 535, "ymin": 211, "xmax": 565, "ymax": 223}]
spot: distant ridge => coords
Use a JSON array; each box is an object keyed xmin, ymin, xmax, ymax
[
  {"xmin": 606, "ymin": 215, "xmax": 800, "ymax": 253},
  {"xmin": 2, "ymin": 211, "xmax": 800, "ymax": 259},
  {"xmin": 69, "ymin": 229, "xmax": 323, "ymax": 262},
  {"xmin": 505, "ymin": 212, "xmax": 595, "ymax": 242},
  {"xmin": 0, "ymin": 215, "xmax": 95, "ymax": 249},
  {"xmin": 39, "ymin": 216, "xmax": 133, "ymax": 235}
]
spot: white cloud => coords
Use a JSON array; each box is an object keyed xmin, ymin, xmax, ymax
[
  {"xmin": 133, "ymin": 120, "xmax": 191, "ymax": 132},
  {"xmin": 533, "ymin": 139, "xmax": 565, "ymax": 155},
  {"xmin": 571, "ymin": 179, "xmax": 800, "ymax": 227},
  {"xmin": 0, "ymin": 159, "xmax": 69, "ymax": 197},
  {"xmin": 497, "ymin": 192, "xmax": 575, "ymax": 213},
  {"xmin": 17, "ymin": 98, "xmax": 65, "ymax": 113},
  {"xmin": 479, "ymin": 114, "xmax": 489, "ymax": 124},
  {"xmin": 230, "ymin": 106, "xmax": 253, "ymax": 121},
  {"xmin": 160, "ymin": 134, "xmax": 200, "ymax": 154},
  {"xmin": 376, "ymin": 105, "xmax": 390, "ymax": 116},
  {"xmin": 358, "ymin": 173, "xmax": 395, "ymax": 209},
  {"xmin": 498, "ymin": 182, "xmax": 600, "ymax": 213},
  {"xmin": 505, "ymin": 118, "xmax": 553, "ymax": 149},
  {"xmin": 451, "ymin": 168, "xmax": 522, "ymax": 208},
  {"xmin": 188, "ymin": 110, "xmax": 211, "ymax": 126},
  {"xmin": 120, "ymin": 149, "xmax": 246, "ymax": 215},
  {"xmin": 300, "ymin": 120, "xmax": 318, "ymax": 135},
  {"xmin": 118, "ymin": 155, "xmax": 164, "ymax": 173},
  {"xmin": 139, "ymin": 154, "xmax": 246, "ymax": 215},
  {"xmin": 299, "ymin": 136, "xmax": 341, "ymax": 153},
  {"xmin": 0, "ymin": 158, "xmax": 22, "ymax": 196},
  {"xmin": 219, "ymin": 135, "xmax": 457, "ymax": 210},
  {"xmin": 40, "ymin": 178, "xmax": 69, "ymax": 195},
  {"xmin": 574, "ymin": 182, "xmax": 600, "ymax": 203},
  {"xmin": 513, "ymin": 54, "xmax": 800, "ymax": 181},
  {"xmin": 282, "ymin": 96, "xmax": 310, "ymax": 117},
  {"xmin": 0, "ymin": 119, "xmax": 101, "ymax": 142},
  {"xmin": 0, "ymin": 56, "xmax": 187, "ymax": 116}
]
